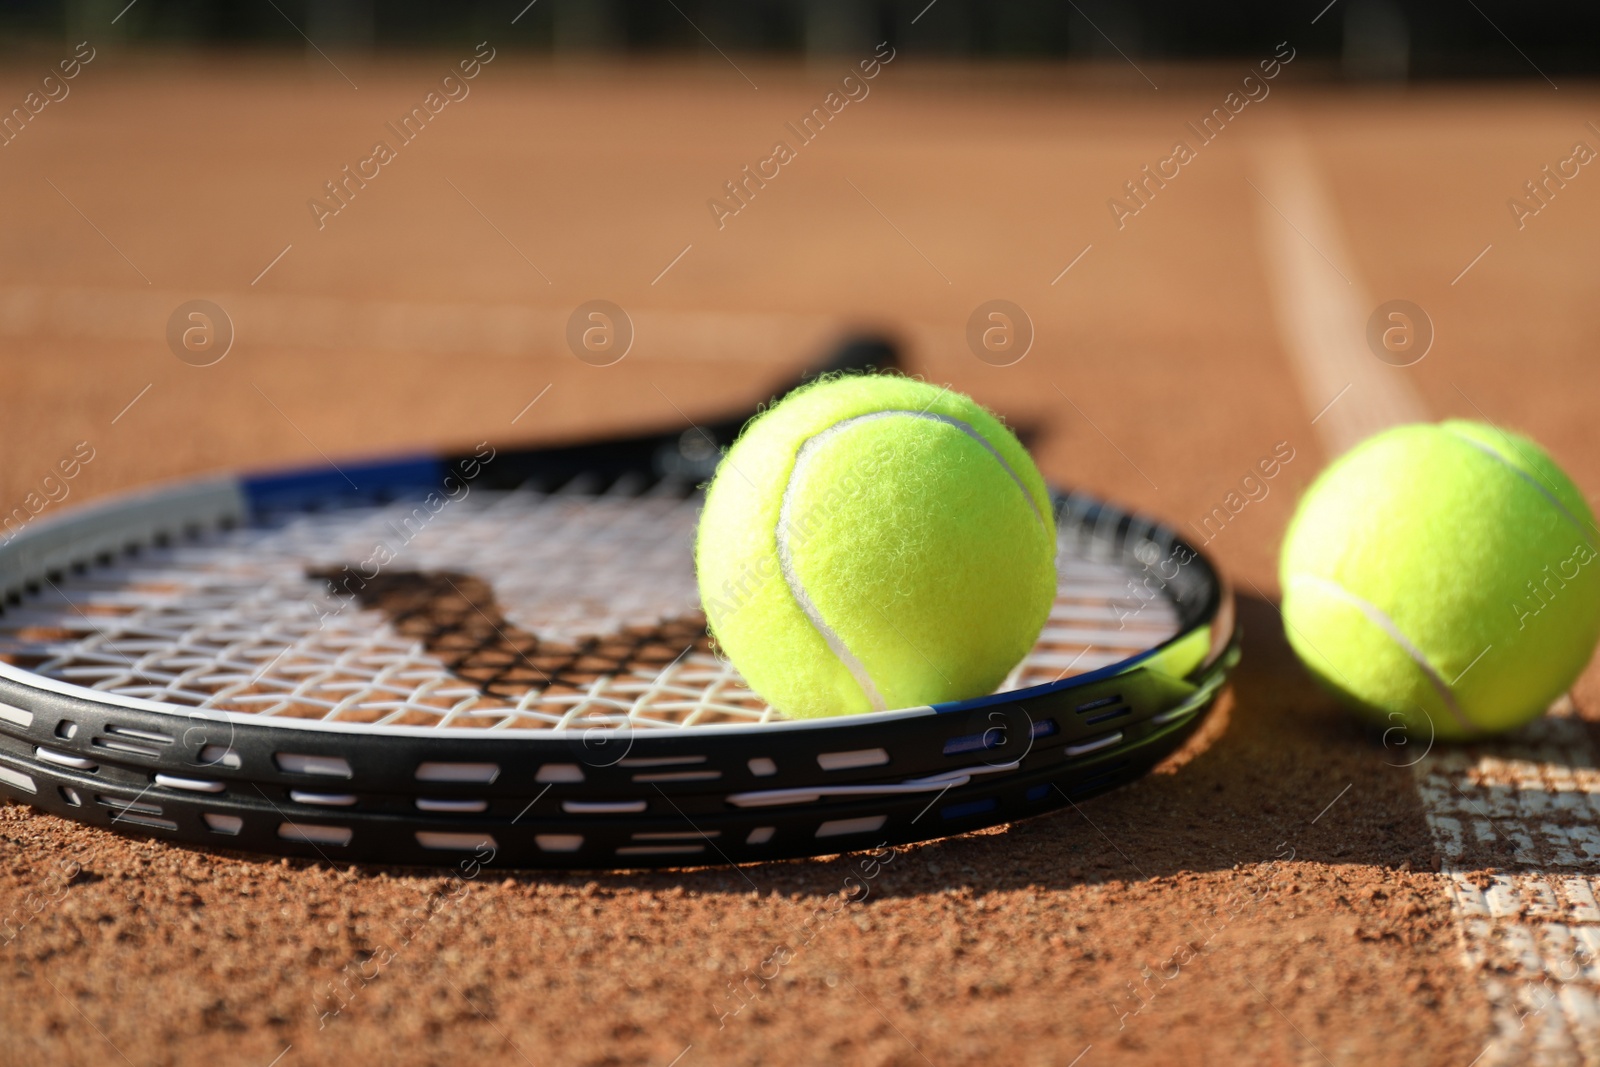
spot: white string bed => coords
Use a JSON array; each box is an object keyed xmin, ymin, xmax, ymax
[{"xmin": 0, "ymin": 488, "xmax": 1181, "ymax": 731}]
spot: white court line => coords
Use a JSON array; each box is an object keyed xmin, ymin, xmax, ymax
[
  {"xmin": 1255, "ymin": 134, "xmax": 1600, "ymax": 1066},
  {"xmin": 1418, "ymin": 705, "xmax": 1600, "ymax": 1067},
  {"xmin": 1250, "ymin": 136, "xmax": 1426, "ymax": 457}
]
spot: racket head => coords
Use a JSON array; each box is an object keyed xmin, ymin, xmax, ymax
[
  {"xmin": 0, "ymin": 469, "xmax": 1237, "ymax": 869},
  {"xmin": 0, "ymin": 478, "xmax": 1229, "ymax": 770},
  {"xmin": 0, "ymin": 339, "xmax": 1239, "ymax": 868}
]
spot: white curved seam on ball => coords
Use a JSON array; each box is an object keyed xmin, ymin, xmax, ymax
[
  {"xmin": 803, "ymin": 409, "xmax": 1046, "ymax": 525},
  {"xmin": 1444, "ymin": 430, "xmax": 1596, "ymax": 549},
  {"xmin": 905, "ymin": 411, "xmax": 1048, "ymax": 529},
  {"xmin": 1287, "ymin": 573, "xmax": 1477, "ymax": 736},
  {"xmin": 777, "ymin": 416, "xmax": 891, "ymax": 712},
  {"xmin": 774, "ymin": 409, "xmax": 1045, "ymax": 713}
]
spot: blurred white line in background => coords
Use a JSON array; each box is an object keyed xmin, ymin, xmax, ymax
[{"xmin": 1250, "ymin": 135, "xmax": 1427, "ymax": 458}]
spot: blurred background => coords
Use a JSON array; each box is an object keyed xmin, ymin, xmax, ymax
[
  {"xmin": 2, "ymin": 0, "xmax": 1599, "ymax": 79},
  {"xmin": 0, "ymin": 0, "xmax": 1593, "ymax": 591}
]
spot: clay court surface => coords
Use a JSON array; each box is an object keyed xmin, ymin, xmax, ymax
[{"xmin": 2, "ymin": 41, "xmax": 1599, "ymax": 1067}]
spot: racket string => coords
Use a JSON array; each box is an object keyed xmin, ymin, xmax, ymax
[{"xmin": 0, "ymin": 491, "xmax": 1180, "ymax": 728}]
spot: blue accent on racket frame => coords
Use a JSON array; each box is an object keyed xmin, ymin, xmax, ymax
[
  {"xmin": 941, "ymin": 797, "xmax": 999, "ymax": 820},
  {"xmin": 243, "ymin": 456, "xmax": 447, "ymax": 515}
]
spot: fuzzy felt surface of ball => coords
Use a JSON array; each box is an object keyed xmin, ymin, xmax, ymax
[
  {"xmin": 1279, "ymin": 420, "xmax": 1600, "ymax": 741},
  {"xmin": 695, "ymin": 375, "xmax": 1058, "ymax": 719}
]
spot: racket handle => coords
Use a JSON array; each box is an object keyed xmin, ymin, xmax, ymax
[
  {"xmin": 473, "ymin": 333, "xmax": 901, "ymax": 491},
  {"xmin": 796, "ymin": 333, "xmax": 899, "ymax": 384}
]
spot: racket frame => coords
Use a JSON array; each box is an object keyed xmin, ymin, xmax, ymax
[
  {"xmin": 0, "ymin": 462, "xmax": 1232, "ymax": 800},
  {"xmin": 0, "ymin": 337, "xmax": 1240, "ymax": 868}
]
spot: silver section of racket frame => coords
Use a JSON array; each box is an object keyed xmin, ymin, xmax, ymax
[{"xmin": 0, "ymin": 478, "xmax": 247, "ymax": 603}]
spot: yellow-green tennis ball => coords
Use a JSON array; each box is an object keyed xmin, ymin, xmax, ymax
[
  {"xmin": 695, "ymin": 374, "xmax": 1057, "ymax": 719},
  {"xmin": 1280, "ymin": 420, "xmax": 1600, "ymax": 741}
]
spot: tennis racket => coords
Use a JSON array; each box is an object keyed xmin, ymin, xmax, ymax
[{"xmin": 0, "ymin": 336, "xmax": 1239, "ymax": 869}]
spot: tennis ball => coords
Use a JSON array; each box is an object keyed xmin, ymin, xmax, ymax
[
  {"xmin": 1280, "ymin": 420, "xmax": 1600, "ymax": 740},
  {"xmin": 695, "ymin": 374, "xmax": 1057, "ymax": 719}
]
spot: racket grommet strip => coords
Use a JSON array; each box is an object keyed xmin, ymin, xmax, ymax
[
  {"xmin": 36, "ymin": 746, "xmax": 95, "ymax": 771},
  {"xmin": 153, "ymin": 773, "xmax": 225, "ymax": 794}
]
